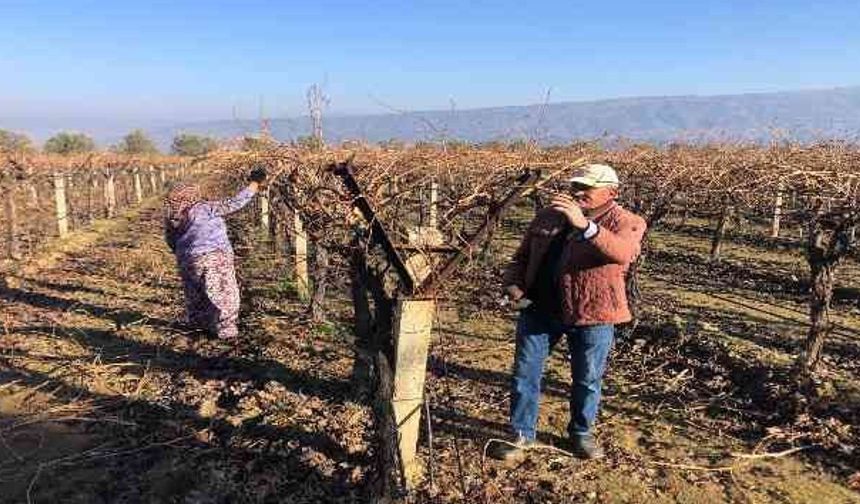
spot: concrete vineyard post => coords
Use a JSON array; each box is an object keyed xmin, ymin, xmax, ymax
[
  {"xmin": 390, "ymin": 298, "xmax": 435, "ymax": 486},
  {"xmin": 133, "ymin": 168, "xmax": 143, "ymax": 203},
  {"xmin": 105, "ymin": 171, "xmax": 117, "ymax": 218},
  {"xmin": 260, "ymin": 193, "xmax": 270, "ymax": 230},
  {"xmin": 293, "ymin": 213, "xmax": 310, "ymax": 301},
  {"xmin": 53, "ymin": 172, "xmax": 69, "ymax": 238},
  {"xmin": 27, "ymin": 182, "xmax": 39, "ymax": 207},
  {"xmin": 65, "ymin": 174, "xmax": 76, "ymax": 228},
  {"xmin": 429, "ymin": 179, "xmax": 439, "ymax": 229},
  {"xmin": 771, "ymin": 186, "xmax": 783, "ymax": 238},
  {"xmin": 148, "ymin": 166, "xmax": 158, "ymax": 194}
]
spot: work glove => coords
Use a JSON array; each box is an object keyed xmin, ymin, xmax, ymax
[{"xmin": 249, "ymin": 165, "xmax": 267, "ymax": 183}]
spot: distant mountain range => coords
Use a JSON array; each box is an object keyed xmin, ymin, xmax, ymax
[{"xmin": 4, "ymin": 86, "xmax": 860, "ymax": 150}]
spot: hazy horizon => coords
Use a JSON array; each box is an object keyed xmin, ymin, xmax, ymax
[{"xmin": 4, "ymin": 84, "xmax": 860, "ymax": 126}]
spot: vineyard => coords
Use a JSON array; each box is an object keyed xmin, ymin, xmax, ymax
[{"xmin": 1, "ymin": 142, "xmax": 859, "ymax": 503}]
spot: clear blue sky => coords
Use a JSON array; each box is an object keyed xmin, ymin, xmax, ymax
[{"xmin": 2, "ymin": 0, "xmax": 859, "ymax": 121}]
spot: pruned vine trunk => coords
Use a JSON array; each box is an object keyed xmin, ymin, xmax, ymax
[
  {"xmin": 802, "ymin": 260, "xmax": 834, "ymax": 372},
  {"xmin": 798, "ymin": 206, "xmax": 859, "ymax": 373},
  {"xmin": 710, "ymin": 203, "xmax": 733, "ymax": 261},
  {"xmin": 4, "ymin": 187, "xmax": 20, "ymax": 259},
  {"xmin": 371, "ymin": 350, "xmax": 405, "ymax": 500},
  {"xmin": 623, "ymin": 205, "xmax": 663, "ymax": 337},
  {"xmin": 622, "ymin": 233, "xmax": 648, "ymax": 338},
  {"xmin": 350, "ymin": 244, "xmax": 373, "ymax": 386},
  {"xmin": 87, "ymin": 173, "xmax": 97, "ymax": 223},
  {"xmin": 309, "ymin": 242, "xmax": 329, "ymax": 322}
]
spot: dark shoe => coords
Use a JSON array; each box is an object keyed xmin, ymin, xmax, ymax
[
  {"xmin": 488, "ymin": 436, "xmax": 536, "ymax": 464},
  {"xmin": 569, "ymin": 434, "xmax": 604, "ymax": 460}
]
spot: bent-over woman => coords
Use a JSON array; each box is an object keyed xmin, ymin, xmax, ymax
[{"xmin": 163, "ymin": 166, "xmax": 267, "ymax": 339}]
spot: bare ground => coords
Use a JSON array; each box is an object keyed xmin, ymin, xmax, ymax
[{"xmin": 1, "ymin": 201, "xmax": 859, "ymax": 503}]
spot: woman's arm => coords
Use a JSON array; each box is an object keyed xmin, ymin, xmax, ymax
[
  {"xmin": 210, "ymin": 184, "xmax": 258, "ymax": 217},
  {"xmin": 164, "ymin": 225, "xmax": 179, "ymax": 253}
]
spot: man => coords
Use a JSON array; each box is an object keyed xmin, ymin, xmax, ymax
[{"xmin": 491, "ymin": 163, "xmax": 646, "ymax": 461}]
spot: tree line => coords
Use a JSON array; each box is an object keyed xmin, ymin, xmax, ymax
[{"xmin": 0, "ymin": 128, "xmax": 219, "ymax": 156}]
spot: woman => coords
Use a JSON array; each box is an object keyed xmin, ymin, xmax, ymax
[{"xmin": 164, "ymin": 166, "xmax": 267, "ymax": 339}]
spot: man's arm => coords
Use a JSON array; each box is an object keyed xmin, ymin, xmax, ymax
[{"xmin": 588, "ymin": 215, "xmax": 646, "ymax": 265}]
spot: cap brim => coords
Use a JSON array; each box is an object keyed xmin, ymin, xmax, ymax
[
  {"xmin": 568, "ymin": 176, "xmax": 596, "ymax": 186},
  {"xmin": 569, "ymin": 177, "xmax": 618, "ymax": 188}
]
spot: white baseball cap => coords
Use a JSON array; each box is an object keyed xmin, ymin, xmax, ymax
[{"xmin": 568, "ymin": 164, "xmax": 620, "ymax": 188}]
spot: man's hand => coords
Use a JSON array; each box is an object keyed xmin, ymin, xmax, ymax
[
  {"xmin": 550, "ymin": 193, "xmax": 589, "ymax": 230},
  {"xmin": 501, "ymin": 285, "xmax": 532, "ymax": 310},
  {"xmin": 505, "ymin": 284, "xmax": 525, "ymax": 301}
]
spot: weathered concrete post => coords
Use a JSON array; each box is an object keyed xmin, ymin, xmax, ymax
[
  {"xmin": 133, "ymin": 167, "xmax": 143, "ymax": 203},
  {"xmin": 260, "ymin": 193, "xmax": 270, "ymax": 230},
  {"xmin": 391, "ymin": 298, "xmax": 435, "ymax": 486},
  {"xmin": 105, "ymin": 171, "xmax": 117, "ymax": 218},
  {"xmin": 293, "ymin": 213, "xmax": 310, "ymax": 300},
  {"xmin": 148, "ymin": 165, "xmax": 158, "ymax": 194},
  {"xmin": 27, "ymin": 181, "xmax": 38, "ymax": 207},
  {"xmin": 53, "ymin": 172, "xmax": 69, "ymax": 238},
  {"xmin": 771, "ymin": 185, "xmax": 783, "ymax": 238}
]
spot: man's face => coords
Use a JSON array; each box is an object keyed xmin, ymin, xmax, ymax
[{"xmin": 570, "ymin": 183, "xmax": 618, "ymax": 209}]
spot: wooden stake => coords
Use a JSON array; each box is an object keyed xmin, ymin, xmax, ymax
[
  {"xmin": 53, "ymin": 173, "xmax": 69, "ymax": 238},
  {"xmin": 391, "ymin": 298, "xmax": 435, "ymax": 486}
]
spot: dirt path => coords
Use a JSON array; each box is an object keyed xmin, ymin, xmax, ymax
[
  {"xmin": 0, "ymin": 203, "xmax": 370, "ymax": 503},
  {"xmin": 1, "ymin": 201, "xmax": 858, "ymax": 503}
]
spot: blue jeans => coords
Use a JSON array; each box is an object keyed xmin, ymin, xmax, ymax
[{"xmin": 510, "ymin": 308, "xmax": 614, "ymax": 440}]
